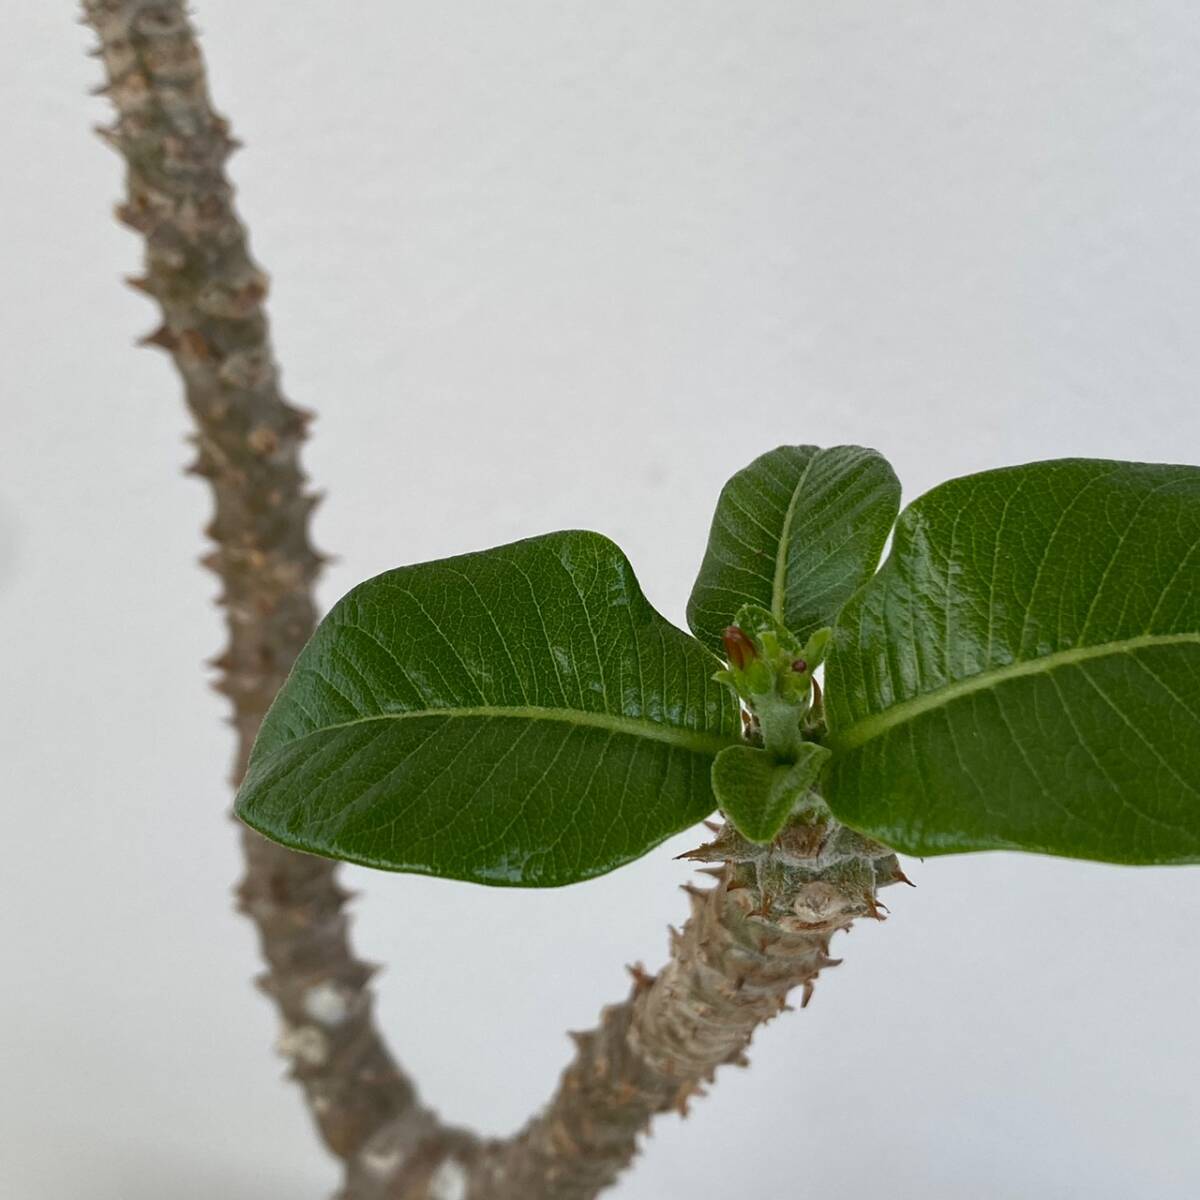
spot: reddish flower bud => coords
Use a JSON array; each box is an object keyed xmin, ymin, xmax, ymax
[
  {"xmin": 722, "ymin": 626, "xmax": 757, "ymax": 671},
  {"xmin": 791, "ymin": 659, "xmax": 808, "ymax": 674}
]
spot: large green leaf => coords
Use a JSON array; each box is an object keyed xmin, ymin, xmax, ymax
[
  {"xmin": 824, "ymin": 459, "xmax": 1200, "ymax": 865},
  {"xmin": 235, "ymin": 531, "xmax": 741, "ymax": 887},
  {"xmin": 687, "ymin": 445, "xmax": 901, "ymax": 651}
]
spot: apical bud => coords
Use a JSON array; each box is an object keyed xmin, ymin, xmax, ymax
[
  {"xmin": 722, "ymin": 626, "xmax": 757, "ymax": 671},
  {"xmin": 791, "ymin": 659, "xmax": 808, "ymax": 674}
]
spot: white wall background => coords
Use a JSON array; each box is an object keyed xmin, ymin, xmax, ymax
[{"xmin": 3, "ymin": 3, "xmax": 1199, "ymax": 1197}]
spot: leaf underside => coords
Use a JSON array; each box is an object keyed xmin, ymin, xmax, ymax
[
  {"xmin": 687, "ymin": 444, "xmax": 901, "ymax": 651},
  {"xmin": 235, "ymin": 531, "xmax": 741, "ymax": 887},
  {"xmin": 825, "ymin": 459, "xmax": 1200, "ymax": 865}
]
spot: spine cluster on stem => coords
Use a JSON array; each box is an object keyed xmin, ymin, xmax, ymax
[{"xmin": 470, "ymin": 817, "xmax": 905, "ymax": 1200}]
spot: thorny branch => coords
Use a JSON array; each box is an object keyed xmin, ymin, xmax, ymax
[
  {"xmin": 81, "ymin": 5, "xmax": 904, "ymax": 1199},
  {"xmin": 80, "ymin": 0, "xmax": 449, "ymax": 1177},
  {"xmin": 467, "ymin": 820, "xmax": 907, "ymax": 1200}
]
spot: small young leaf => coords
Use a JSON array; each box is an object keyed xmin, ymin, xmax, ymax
[
  {"xmin": 687, "ymin": 445, "xmax": 900, "ymax": 651},
  {"xmin": 824, "ymin": 459, "xmax": 1200, "ymax": 865},
  {"xmin": 711, "ymin": 743, "xmax": 831, "ymax": 844},
  {"xmin": 235, "ymin": 531, "xmax": 741, "ymax": 887}
]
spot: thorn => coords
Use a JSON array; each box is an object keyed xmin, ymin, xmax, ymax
[
  {"xmin": 801, "ymin": 982, "xmax": 815, "ymax": 1008},
  {"xmin": 124, "ymin": 274, "xmax": 155, "ymax": 296},
  {"xmin": 703, "ymin": 819, "xmax": 721, "ymax": 833},
  {"xmin": 568, "ymin": 1030, "xmax": 593, "ymax": 1052},
  {"xmin": 184, "ymin": 457, "xmax": 216, "ymax": 479},
  {"xmin": 695, "ymin": 866, "xmax": 725, "ymax": 880},
  {"xmin": 671, "ymin": 1081, "xmax": 700, "ymax": 1117},
  {"xmin": 683, "ymin": 891, "xmax": 708, "ymax": 921},
  {"xmin": 138, "ymin": 323, "xmax": 177, "ymax": 351},
  {"xmin": 625, "ymin": 962, "xmax": 655, "ymax": 994},
  {"xmin": 298, "ymin": 491, "xmax": 325, "ymax": 519},
  {"xmin": 93, "ymin": 123, "xmax": 121, "ymax": 149},
  {"xmin": 676, "ymin": 835, "xmax": 729, "ymax": 863},
  {"xmin": 115, "ymin": 202, "xmax": 151, "ymax": 232}
]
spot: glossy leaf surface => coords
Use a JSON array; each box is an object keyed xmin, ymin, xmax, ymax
[
  {"xmin": 711, "ymin": 743, "xmax": 831, "ymax": 844},
  {"xmin": 687, "ymin": 445, "xmax": 900, "ymax": 650},
  {"xmin": 825, "ymin": 459, "xmax": 1200, "ymax": 864},
  {"xmin": 236, "ymin": 532, "xmax": 741, "ymax": 886}
]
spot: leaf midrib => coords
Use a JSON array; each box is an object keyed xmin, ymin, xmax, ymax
[
  {"xmin": 771, "ymin": 453, "xmax": 818, "ymax": 622},
  {"xmin": 261, "ymin": 704, "xmax": 740, "ymax": 760},
  {"xmin": 828, "ymin": 630, "xmax": 1200, "ymax": 752}
]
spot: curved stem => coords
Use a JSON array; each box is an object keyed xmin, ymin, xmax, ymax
[
  {"xmin": 468, "ymin": 819, "xmax": 906, "ymax": 1200},
  {"xmin": 80, "ymin": 0, "xmax": 448, "ymax": 1173}
]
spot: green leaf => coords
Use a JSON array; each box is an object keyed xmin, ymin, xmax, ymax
[
  {"xmin": 824, "ymin": 459, "xmax": 1200, "ymax": 865},
  {"xmin": 235, "ymin": 531, "xmax": 741, "ymax": 887},
  {"xmin": 687, "ymin": 445, "xmax": 901, "ymax": 651},
  {"xmin": 711, "ymin": 743, "xmax": 831, "ymax": 843}
]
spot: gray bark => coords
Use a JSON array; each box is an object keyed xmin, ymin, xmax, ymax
[{"xmin": 81, "ymin": 0, "xmax": 442, "ymax": 1168}]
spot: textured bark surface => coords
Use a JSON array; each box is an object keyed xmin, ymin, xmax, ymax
[
  {"xmin": 467, "ymin": 817, "xmax": 905, "ymax": 1200},
  {"xmin": 80, "ymin": 6, "xmax": 903, "ymax": 1198},
  {"xmin": 80, "ymin": 0, "xmax": 440, "ymax": 1169}
]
